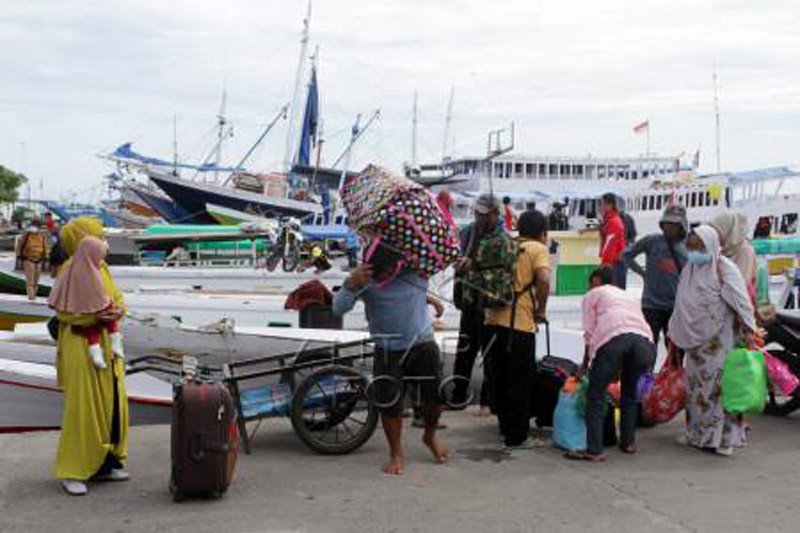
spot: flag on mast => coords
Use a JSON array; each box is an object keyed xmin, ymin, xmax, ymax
[
  {"xmin": 297, "ymin": 65, "xmax": 319, "ymax": 167},
  {"xmin": 632, "ymin": 120, "xmax": 649, "ymax": 134}
]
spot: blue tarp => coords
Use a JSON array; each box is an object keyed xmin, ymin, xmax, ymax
[
  {"xmin": 728, "ymin": 167, "xmax": 799, "ymax": 184},
  {"xmin": 300, "ymin": 223, "xmax": 356, "ymax": 241},
  {"xmin": 111, "ymin": 143, "xmax": 243, "ymax": 173}
]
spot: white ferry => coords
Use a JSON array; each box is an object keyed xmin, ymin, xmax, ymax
[
  {"xmin": 416, "ymin": 152, "xmax": 800, "ymax": 238},
  {"xmin": 566, "ymin": 166, "xmax": 800, "ymax": 238}
]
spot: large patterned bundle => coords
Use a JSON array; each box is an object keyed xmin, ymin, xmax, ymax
[{"xmin": 341, "ymin": 165, "xmax": 460, "ymax": 278}]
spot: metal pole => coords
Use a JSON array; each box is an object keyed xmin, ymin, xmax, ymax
[
  {"xmin": 310, "ymin": 119, "xmax": 324, "ymax": 192},
  {"xmin": 337, "ymin": 114, "xmax": 361, "ymax": 194},
  {"xmin": 215, "ymin": 87, "xmax": 227, "ymax": 184},
  {"xmin": 282, "ymin": 0, "xmax": 312, "ymax": 173},
  {"xmin": 330, "ymin": 109, "xmax": 380, "ymax": 170},
  {"xmin": 227, "ymin": 104, "xmax": 289, "ymax": 183},
  {"xmin": 172, "ymin": 114, "xmax": 178, "ymax": 175},
  {"xmin": 442, "ymin": 86, "xmax": 454, "ymax": 162},
  {"xmin": 20, "ymin": 142, "xmax": 29, "ymax": 207},
  {"xmin": 411, "ymin": 91, "xmax": 418, "ymax": 167},
  {"xmin": 713, "ymin": 71, "xmax": 722, "ymax": 173}
]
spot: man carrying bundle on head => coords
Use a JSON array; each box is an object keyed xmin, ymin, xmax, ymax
[{"xmin": 333, "ymin": 241, "xmax": 449, "ymax": 475}]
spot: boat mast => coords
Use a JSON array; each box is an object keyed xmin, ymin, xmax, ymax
[
  {"xmin": 335, "ymin": 109, "xmax": 381, "ymax": 192},
  {"xmin": 214, "ymin": 86, "xmax": 228, "ymax": 184},
  {"xmin": 282, "ymin": 0, "xmax": 313, "ymax": 174},
  {"xmin": 442, "ymin": 86, "xmax": 454, "ymax": 162},
  {"xmin": 310, "ymin": 119, "xmax": 324, "ymax": 192},
  {"xmin": 411, "ymin": 91, "xmax": 418, "ymax": 167},
  {"xmin": 172, "ymin": 114, "xmax": 178, "ymax": 176},
  {"xmin": 713, "ymin": 71, "xmax": 722, "ymax": 173},
  {"xmin": 224, "ymin": 104, "xmax": 289, "ymax": 186}
]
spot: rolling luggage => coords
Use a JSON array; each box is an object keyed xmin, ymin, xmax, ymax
[
  {"xmin": 171, "ymin": 378, "xmax": 239, "ymax": 501},
  {"xmin": 531, "ymin": 321, "xmax": 579, "ymax": 427}
]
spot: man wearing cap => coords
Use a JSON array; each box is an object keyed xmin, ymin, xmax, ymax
[
  {"xmin": 623, "ymin": 204, "xmax": 688, "ymax": 349},
  {"xmin": 450, "ymin": 193, "xmax": 504, "ymax": 414}
]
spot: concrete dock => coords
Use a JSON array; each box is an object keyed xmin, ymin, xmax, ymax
[{"xmin": 1, "ymin": 411, "xmax": 799, "ymax": 532}]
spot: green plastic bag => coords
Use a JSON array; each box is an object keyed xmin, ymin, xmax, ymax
[{"xmin": 722, "ymin": 348, "xmax": 768, "ymax": 414}]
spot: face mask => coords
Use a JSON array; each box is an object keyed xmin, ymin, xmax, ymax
[{"xmin": 686, "ymin": 250, "xmax": 711, "ymax": 265}]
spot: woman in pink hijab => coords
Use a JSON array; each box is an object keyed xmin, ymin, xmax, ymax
[{"xmin": 49, "ymin": 236, "xmax": 124, "ymax": 368}]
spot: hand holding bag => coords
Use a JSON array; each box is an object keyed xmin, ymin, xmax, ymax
[
  {"xmin": 722, "ymin": 347, "xmax": 768, "ymax": 414},
  {"xmin": 641, "ymin": 345, "xmax": 686, "ymax": 425},
  {"xmin": 552, "ymin": 388, "xmax": 587, "ymax": 452}
]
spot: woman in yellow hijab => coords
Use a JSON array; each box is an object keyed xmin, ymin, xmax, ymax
[{"xmin": 52, "ymin": 217, "xmax": 129, "ymax": 496}]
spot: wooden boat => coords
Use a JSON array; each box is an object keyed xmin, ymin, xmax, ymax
[
  {"xmin": 0, "ymin": 255, "xmax": 350, "ymax": 295},
  {"xmin": 0, "ymin": 321, "xmax": 588, "ymax": 434},
  {"xmin": 0, "ymin": 345, "xmax": 172, "ymax": 432}
]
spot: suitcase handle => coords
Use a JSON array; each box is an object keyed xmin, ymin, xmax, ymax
[{"xmin": 542, "ymin": 318, "xmax": 551, "ymax": 359}]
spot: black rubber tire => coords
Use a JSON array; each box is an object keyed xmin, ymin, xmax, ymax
[
  {"xmin": 290, "ymin": 365, "xmax": 378, "ymax": 455},
  {"xmin": 763, "ymin": 349, "xmax": 800, "ymax": 416},
  {"xmin": 282, "ymin": 251, "xmax": 300, "ymax": 272},
  {"xmin": 265, "ymin": 253, "xmax": 280, "ymax": 272},
  {"xmin": 285, "ymin": 350, "xmax": 352, "ymax": 391}
]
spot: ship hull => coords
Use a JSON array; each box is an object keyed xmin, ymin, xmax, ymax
[{"xmin": 148, "ymin": 170, "xmax": 320, "ymax": 224}]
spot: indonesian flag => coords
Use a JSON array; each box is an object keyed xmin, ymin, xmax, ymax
[{"xmin": 633, "ymin": 120, "xmax": 649, "ymax": 134}]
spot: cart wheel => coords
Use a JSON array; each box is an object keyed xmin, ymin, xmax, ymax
[
  {"xmin": 265, "ymin": 253, "xmax": 280, "ymax": 272},
  {"xmin": 290, "ymin": 365, "xmax": 378, "ymax": 455},
  {"xmin": 285, "ymin": 350, "xmax": 353, "ymax": 392},
  {"xmin": 283, "ymin": 251, "xmax": 300, "ymax": 272}
]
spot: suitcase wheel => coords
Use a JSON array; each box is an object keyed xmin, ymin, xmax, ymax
[{"xmin": 169, "ymin": 472, "xmax": 185, "ymax": 503}]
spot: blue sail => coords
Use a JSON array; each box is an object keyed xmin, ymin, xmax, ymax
[{"xmin": 297, "ymin": 67, "xmax": 319, "ymax": 167}]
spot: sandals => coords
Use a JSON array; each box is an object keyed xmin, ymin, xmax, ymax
[
  {"xmin": 619, "ymin": 444, "xmax": 637, "ymax": 455},
  {"xmin": 564, "ymin": 450, "xmax": 607, "ymax": 462}
]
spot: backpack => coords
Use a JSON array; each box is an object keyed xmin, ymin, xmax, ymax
[
  {"xmin": 463, "ymin": 232, "xmax": 519, "ymax": 309},
  {"xmin": 622, "ymin": 212, "xmax": 637, "ymax": 244},
  {"xmin": 49, "ymin": 238, "xmax": 69, "ymax": 272},
  {"xmin": 20, "ymin": 231, "xmax": 46, "ymax": 262}
]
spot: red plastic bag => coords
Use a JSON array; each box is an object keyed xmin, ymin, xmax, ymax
[
  {"xmin": 607, "ymin": 381, "xmax": 621, "ymax": 405},
  {"xmin": 641, "ymin": 347, "xmax": 686, "ymax": 425}
]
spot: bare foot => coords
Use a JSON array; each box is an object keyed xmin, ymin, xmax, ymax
[
  {"xmin": 472, "ymin": 406, "xmax": 491, "ymax": 418},
  {"xmin": 382, "ymin": 454, "xmax": 405, "ymax": 475},
  {"xmin": 422, "ymin": 434, "xmax": 451, "ymax": 464}
]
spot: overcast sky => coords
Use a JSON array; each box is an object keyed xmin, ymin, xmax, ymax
[{"xmin": 2, "ymin": 0, "xmax": 799, "ymax": 202}]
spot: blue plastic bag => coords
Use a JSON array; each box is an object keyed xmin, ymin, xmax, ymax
[
  {"xmin": 553, "ymin": 390, "xmax": 587, "ymax": 451},
  {"xmin": 636, "ymin": 373, "xmax": 654, "ymax": 403}
]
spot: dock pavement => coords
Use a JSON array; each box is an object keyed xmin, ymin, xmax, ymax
[{"xmin": 1, "ymin": 411, "xmax": 799, "ymax": 532}]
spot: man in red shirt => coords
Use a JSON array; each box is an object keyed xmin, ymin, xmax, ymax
[{"xmin": 599, "ymin": 193, "xmax": 627, "ymax": 289}]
